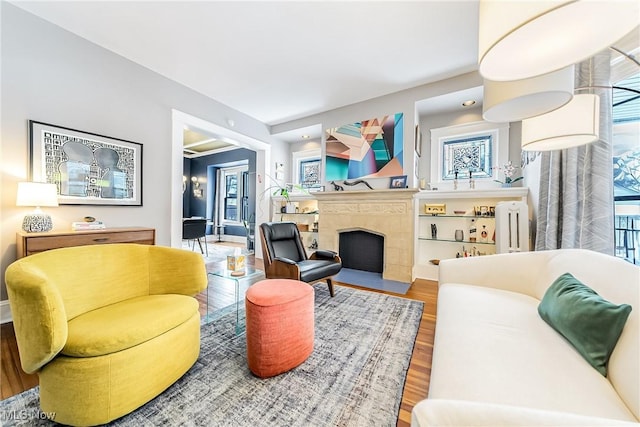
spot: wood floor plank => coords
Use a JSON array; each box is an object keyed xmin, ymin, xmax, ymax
[{"xmin": 1, "ymin": 246, "xmax": 437, "ymax": 426}]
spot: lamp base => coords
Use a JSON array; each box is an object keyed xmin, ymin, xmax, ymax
[{"xmin": 22, "ymin": 213, "xmax": 53, "ymax": 233}]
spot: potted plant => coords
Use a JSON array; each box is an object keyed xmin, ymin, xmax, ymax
[{"xmin": 494, "ymin": 161, "xmax": 523, "ymax": 187}]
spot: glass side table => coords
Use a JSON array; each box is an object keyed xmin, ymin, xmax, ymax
[{"xmin": 205, "ymin": 267, "xmax": 264, "ymax": 334}]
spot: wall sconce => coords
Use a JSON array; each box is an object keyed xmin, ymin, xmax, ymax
[
  {"xmin": 191, "ymin": 176, "xmax": 203, "ymax": 198},
  {"xmin": 16, "ymin": 182, "xmax": 59, "ymax": 232}
]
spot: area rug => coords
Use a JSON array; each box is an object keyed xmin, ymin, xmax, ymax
[
  {"xmin": 335, "ymin": 268, "xmax": 411, "ymax": 295},
  {"xmin": 0, "ymin": 284, "xmax": 423, "ymax": 426}
]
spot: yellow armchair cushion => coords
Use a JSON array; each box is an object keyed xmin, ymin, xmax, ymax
[{"xmin": 63, "ymin": 295, "xmax": 199, "ymax": 357}]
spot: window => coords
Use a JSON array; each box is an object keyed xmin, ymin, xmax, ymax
[
  {"xmin": 292, "ymin": 149, "xmax": 321, "ymax": 188},
  {"xmin": 218, "ymin": 165, "xmax": 248, "ymax": 224},
  {"xmin": 612, "ymin": 73, "xmax": 640, "ymax": 264}
]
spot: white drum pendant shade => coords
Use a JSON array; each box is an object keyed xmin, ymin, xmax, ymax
[
  {"xmin": 483, "ymin": 66, "xmax": 574, "ymax": 123},
  {"xmin": 521, "ymin": 94, "xmax": 600, "ymax": 151},
  {"xmin": 478, "ymin": 0, "xmax": 640, "ymax": 81}
]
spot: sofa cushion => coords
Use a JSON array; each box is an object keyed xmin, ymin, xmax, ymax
[
  {"xmin": 62, "ymin": 294, "xmax": 199, "ymax": 357},
  {"xmin": 538, "ymin": 273, "xmax": 632, "ymax": 376}
]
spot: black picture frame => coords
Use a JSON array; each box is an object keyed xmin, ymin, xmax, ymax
[
  {"xmin": 29, "ymin": 120, "xmax": 143, "ymax": 206},
  {"xmin": 389, "ymin": 175, "xmax": 407, "ymax": 189}
]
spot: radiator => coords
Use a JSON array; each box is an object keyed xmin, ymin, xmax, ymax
[{"xmin": 495, "ymin": 201, "xmax": 529, "ymax": 253}]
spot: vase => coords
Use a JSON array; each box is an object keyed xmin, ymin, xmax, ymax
[{"xmin": 502, "ymin": 182, "xmax": 512, "ymax": 188}]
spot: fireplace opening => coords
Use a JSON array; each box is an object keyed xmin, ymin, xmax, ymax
[{"xmin": 339, "ymin": 230, "xmax": 383, "ymax": 273}]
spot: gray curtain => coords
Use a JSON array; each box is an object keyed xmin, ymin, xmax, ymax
[{"xmin": 535, "ymin": 51, "xmax": 614, "ymax": 254}]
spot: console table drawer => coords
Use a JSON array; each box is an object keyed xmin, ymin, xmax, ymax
[{"xmin": 17, "ymin": 228, "xmax": 156, "ymax": 258}]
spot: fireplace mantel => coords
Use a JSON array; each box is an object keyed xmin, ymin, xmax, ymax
[
  {"xmin": 314, "ymin": 188, "xmax": 418, "ymax": 201},
  {"xmin": 316, "ymin": 188, "xmax": 416, "ymax": 283}
]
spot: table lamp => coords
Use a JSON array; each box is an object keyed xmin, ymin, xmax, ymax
[{"xmin": 16, "ymin": 182, "xmax": 59, "ymax": 232}]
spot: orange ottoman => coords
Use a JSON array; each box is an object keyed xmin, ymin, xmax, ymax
[{"xmin": 245, "ymin": 279, "xmax": 314, "ymax": 378}]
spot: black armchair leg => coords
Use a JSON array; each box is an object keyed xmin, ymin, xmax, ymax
[{"xmin": 327, "ymin": 279, "xmax": 335, "ymax": 297}]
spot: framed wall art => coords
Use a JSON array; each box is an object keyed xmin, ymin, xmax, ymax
[
  {"xmin": 29, "ymin": 120, "xmax": 143, "ymax": 206},
  {"xmin": 325, "ymin": 113, "xmax": 404, "ymax": 181},
  {"xmin": 389, "ymin": 175, "xmax": 407, "ymax": 189}
]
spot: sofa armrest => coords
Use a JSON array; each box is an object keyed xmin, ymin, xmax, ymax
[
  {"xmin": 411, "ymin": 399, "xmax": 640, "ymax": 427},
  {"xmin": 5, "ymin": 261, "xmax": 68, "ymax": 374},
  {"xmin": 438, "ymin": 251, "xmax": 550, "ymax": 299},
  {"xmin": 148, "ymin": 246, "xmax": 207, "ymax": 296}
]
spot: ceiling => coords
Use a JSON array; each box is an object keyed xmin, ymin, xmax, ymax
[{"xmin": 11, "ymin": 0, "xmax": 483, "ymax": 146}]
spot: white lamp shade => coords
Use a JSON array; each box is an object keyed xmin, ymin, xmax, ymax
[
  {"xmin": 478, "ymin": 0, "xmax": 640, "ymax": 81},
  {"xmin": 521, "ymin": 94, "xmax": 600, "ymax": 151},
  {"xmin": 16, "ymin": 182, "xmax": 59, "ymax": 207},
  {"xmin": 483, "ymin": 66, "xmax": 574, "ymax": 123}
]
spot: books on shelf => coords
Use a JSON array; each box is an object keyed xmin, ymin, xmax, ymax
[{"xmin": 71, "ymin": 221, "xmax": 106, "ymax": 231}]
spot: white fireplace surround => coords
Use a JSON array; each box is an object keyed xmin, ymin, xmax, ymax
[{"xmin": 315, "ymin": 189, "xmax": 418, "ymax": 283}]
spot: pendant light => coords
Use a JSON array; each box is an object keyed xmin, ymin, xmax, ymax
[
  {"xmin": 521, "ymin": 94, "xmax": 600, "ymax": 151},
  {"xmin": 483, "ymin": 66, "xmax": 575, "ymax": 122},
  {"xmin": 478, "ymin": 0, "xmax": 640, "ymax": 81}
]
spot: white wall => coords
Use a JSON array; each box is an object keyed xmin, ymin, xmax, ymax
[
  {"xmin": 0, "ymin": 4, "xmax": 280, "ymax": 300},
  {"xmin": 272, "ymin": 72, "xmax": 484, "ymax": 189}
]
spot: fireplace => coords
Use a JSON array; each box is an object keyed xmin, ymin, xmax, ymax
[
  {"xmin": 339, "ymin": 230, "xmax": 384, "ymax": 273},
  {"xmin": 315, "ymin": 189, "xmax": 417, "ymax": 283}
]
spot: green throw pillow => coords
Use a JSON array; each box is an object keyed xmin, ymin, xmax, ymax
[{"xmin": 538, "ymin": 272, "xmax": 632, "ymax": 377}]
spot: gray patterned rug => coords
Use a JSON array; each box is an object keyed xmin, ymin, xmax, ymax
[{"xmin": 0, "ymin": 284, "xmax": 423, "ymax": 426}]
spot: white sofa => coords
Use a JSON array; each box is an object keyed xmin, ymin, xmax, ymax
[{"xmin": 412, "ymin": 249, "xmax": 640, "ymax": 426}]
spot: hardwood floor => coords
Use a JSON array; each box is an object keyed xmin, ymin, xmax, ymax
[{"xmin": 1, "ymin": 244, "xmax": 437, "ymax": 426}]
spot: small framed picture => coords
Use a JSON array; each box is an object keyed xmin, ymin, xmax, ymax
[{"xmin": 389, "ymin": 175, "xmax": 407, "ymax": 189}]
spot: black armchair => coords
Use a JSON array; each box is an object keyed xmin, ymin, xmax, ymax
[
  {"xmin": 259, "ymin": 222, "xmax": 342, "ymax": 297},
  {"xmin": 182, "ymin": 218, "xmax": 208, "ymax": 257}
]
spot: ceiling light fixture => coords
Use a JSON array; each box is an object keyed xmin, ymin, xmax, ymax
[
  {"xmin": 301, "ymin": 135, "xmax": 311, "ymax": 139},
  {"xmin": 478, "ymin": 0, "xmax": 639, "ymax": 81},
  {"xmin": 521, "ymin": 94, "xmax": 600, "ymax": 151},
  {"xmin": 482, "ymin": 66, "xmax": 574, "ymax": 123},
  {"xmin": 461, "ymin": 100, "xmax": 476, "ymax": 107}
]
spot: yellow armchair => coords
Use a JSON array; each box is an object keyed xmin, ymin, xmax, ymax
[{"xmin": 5, "ymin": 244, "xmax": 207, "ymax": 426}]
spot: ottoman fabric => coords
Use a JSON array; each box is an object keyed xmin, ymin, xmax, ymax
[{"xmin": 245, "ymin": 279, "xmax": 314, "ymax": 378}]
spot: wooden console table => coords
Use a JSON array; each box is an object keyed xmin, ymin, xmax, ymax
[{"xmin": 16, "ymin": 227, "xmax": 156, "ymax": 259}]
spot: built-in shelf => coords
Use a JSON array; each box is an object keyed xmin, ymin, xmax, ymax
[{"xmin": 418, "ymin": 237, "xmax": 495, "ymax": 245}]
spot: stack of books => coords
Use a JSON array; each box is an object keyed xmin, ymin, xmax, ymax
[{"xmin": 71, "ymin": 221, "xmax": 106, "ymax": 231}]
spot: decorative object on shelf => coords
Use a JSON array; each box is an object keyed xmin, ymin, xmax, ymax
[
  {"xmin": 419, "ymin": 178, "xmax": 427, "ymax": 190},
  {"xmin": 429, "ymin": 259, "xmax": 440, "ymax": 265},
  {"xmin": 389, "ymin": 175, "xmax": 407, "ymax": 189},
  {"xmin": 425, "ymin": 203, "xmax": 446, "ymax": 215},
  {"xmin": 16, "ymin": 182, "xmax": 59, "ymax": 233},
  {"xmin": 453, "ymin": 170, "xmax": 459, "ymax": 190},
  {"xmin": 468, "ymin": 170, "xmax": 475, "ymax": 189},
  {"xmin": 29, "ymin": 120, "xmax": 143, "ymax": 206},
  {"xmin": 309, "ymin": 239, "xmax": 318, "ymax": 250},
  {"xmin": 330, "ymin": 181, "xmax": 344, "ymax": 191},
  {"xmin": 431, "ymin": 224, "xmax": 437, "ymax": 239},
  {"xmin": 481, "ymin": 225, "xmax": 488, "ymax": 243},
  {"xmin": 453, "ymin": 210, "xmax": 466, "ymax": 215},
  {"xmin": 454, "ymin": 229, "xmax": 464, "ymax": 242},
  {"xmin": 493, "ymin": 161, "xmax": 524, "ymax": 186},
  {"xmin": 343, "ymin": 179, "xmax": 373, "ymax": 190},
  {"xmin": 469, "ymin": 218, "xmax": 477, "ymax": 242},
  {"xmin": 72, "ymin": 221, "xmax": 106, "ymax": 231}
]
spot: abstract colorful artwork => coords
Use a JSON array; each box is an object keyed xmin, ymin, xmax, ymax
[{"xmin": 325, "ymin": 113, "xmax": 403, "ymax": 181}]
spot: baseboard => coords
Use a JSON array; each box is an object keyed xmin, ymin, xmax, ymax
[
  {"xmin": 211, "ymin": 235, "xmax": 245, "ymax": 244},
  {"xmin": 0, "ymin": 300, "xmax": 12, "ymax": 324}
]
